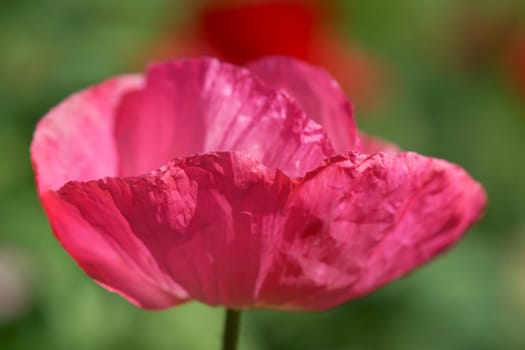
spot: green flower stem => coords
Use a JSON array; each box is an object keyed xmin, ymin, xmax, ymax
[{"xmin": 222, "ymin": 308, "xmax": 242, "ymax": 350}]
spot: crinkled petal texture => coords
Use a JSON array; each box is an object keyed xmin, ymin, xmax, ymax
[
  {"xmin": 258, "ymin": 152, "xmax": 485, "ymax": 310},
  {"xmin": 31, "ymin": 57, "xmax": 486, "ymax": 311},
  {"xmin": 115, "ymin": 57, "xmax": 334, "ymax": 177},
  {"xmin": 247, "ymin": 57, "xmax": 359, "ymax": 152}
]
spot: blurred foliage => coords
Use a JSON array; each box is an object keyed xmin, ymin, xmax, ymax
[{"xmin": 1, "ymin": 0, "xmax": 525, "ymax": 349}]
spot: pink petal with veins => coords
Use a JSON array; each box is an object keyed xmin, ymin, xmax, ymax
[
  {"xmin": 247, "ymin": 56, "xmax": 359, "ymax": 152},
  {"xmin": 41, "ymin": 190, "xmax": 188, "ymax": 309},
  {"xmin": 116, "ymin": 58, "xmax": 334, "ymax": 177},
  {"xmin": 257, "ymin": 152, "xmax": 485, "ymax": 310},
  {"xmin": 45, "ymin": 152, "xmax": 291, "ymax": 309},
  {"xmin": 40, "ymin": 151, "xmax": 485, "ymax": 310},
  {"xmin": 31, "ymin": 75, "xmax": 143, "ymax": 192}
]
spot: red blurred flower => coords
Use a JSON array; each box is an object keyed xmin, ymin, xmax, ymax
[
  {"xmin": 149, "ymin": 0, "xmax": 385, "ymax": 108},
  {"xmin": 506, "ymin": 30, "xmax": 525, "ymax": 95},
  {"xmin": 201, "ymin": 0, "xmax": 320, "ymax": 63},
  {"xmin": 31, "ymin": 57, "xmax": 485, "ymax": 311},
  {"xmin": 453, "ymin": 4, "xmax": 525, "ymax": 97},
  {"xmin": 455, "ymin": 6, "xmax": 518, "ymax": 68}
]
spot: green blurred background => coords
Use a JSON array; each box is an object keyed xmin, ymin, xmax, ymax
[{"xmin": 1, "ymin": 0, "xmax": 525, "ymax": 349}]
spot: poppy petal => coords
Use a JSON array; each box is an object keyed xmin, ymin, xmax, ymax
[
  {"xmin": 115, "ymin": 58, "xmax": 334, "ymax": 177},
  {"xmin": 247, "ymin": 56, "xmax": 359, "ymax": 152},
  {"xmin": 46, "ymin": 152, "xmax": 293, "ymax": 309},
  {"xmin": 257, "ymin": 152, "xmax": 486, "ymax": 310},
  {"xmin": 41, "ymin": 191, "xmax": 189, "ymax": 309},
  {"xmin": 31, "ymin": 75, "xmax": 143, "ymax": 193}
]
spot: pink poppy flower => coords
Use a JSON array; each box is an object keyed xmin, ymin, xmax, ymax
[{"xmin": 31, "ymin": 57, "xmax": 486, "ymax": 311}]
